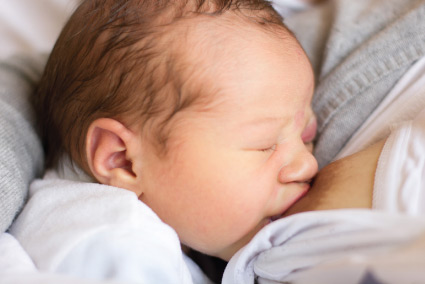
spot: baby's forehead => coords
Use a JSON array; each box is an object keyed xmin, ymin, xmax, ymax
[
  {"xmin": 173, "ymin": 15, "xmax": 296, "ymax": 86},
  {"xmin": 183, "ymin": 12, "xmax": 293, "ymax": 52},
  {"xmin": 147, "ymin": 9, "xmax": 301, "ymax": 151},
  {"xmin": 151, "ymin": 1, "xmax": 296, "ymax": 97}
]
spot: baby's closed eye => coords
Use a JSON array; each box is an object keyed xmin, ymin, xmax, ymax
[{"xmin": 259, "ymin": 144, "xmax": 277, "ymax": 153}]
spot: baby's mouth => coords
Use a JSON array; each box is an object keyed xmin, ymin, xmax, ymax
[{"xmin": 269, "ymin": 180, "xmax": 312, "ymax": 222}]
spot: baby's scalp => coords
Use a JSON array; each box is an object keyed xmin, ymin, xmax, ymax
[{"xmin": 33, "ymin": 0, "xmax": 290, "ymax": 174}]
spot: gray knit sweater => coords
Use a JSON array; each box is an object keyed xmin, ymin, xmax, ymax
[
  {"xmin": 286, "ymin": 0, "xmax": 425, "ymax": 168},
  {"xmin": 0, "ymin": 56, "xmax": 44, "ymax": 233}
]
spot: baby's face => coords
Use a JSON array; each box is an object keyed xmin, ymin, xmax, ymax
[{"xmin": 135, "ymin": 25, "xmax": 318, "ymax": 260}]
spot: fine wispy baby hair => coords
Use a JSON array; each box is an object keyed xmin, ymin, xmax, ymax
[{"xmin": 33, "ymin": 0, "xmax": 288, "ymax": 173}]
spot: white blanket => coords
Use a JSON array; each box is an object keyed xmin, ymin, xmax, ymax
[
  {"xmin": 9, "ymin": 170, "xmax": 198, "ymax": 283},
  {"xmin": 0, "ymin": 232, "xmax": 125, "ymax": 284},
  {"xmin": 0, "ymin": 0, "xmax": 78, "ymax": 60},
  {"xmin": 374, "ymin": 108, "xmax": 425, "ymax": 214},
  {"xmin": 223, "ymin": 210, "xmax": 425, "ymax": 284}
]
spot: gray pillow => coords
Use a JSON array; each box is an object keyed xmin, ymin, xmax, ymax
[{"xmin": 0, "ymin": 55, "xmax": 45, "ymax": 233}]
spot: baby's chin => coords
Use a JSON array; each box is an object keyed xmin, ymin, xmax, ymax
[{"xmin": 210, "ymin": 218, "xmax": 272, "ymax": 261}]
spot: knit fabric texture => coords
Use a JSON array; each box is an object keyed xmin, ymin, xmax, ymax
[
  {"xmin": 286, "ymin": 0, "xmax": 425, "ymax": 168},
  {"xmin": 0, "ymin": 55, "xmax": 44, "ymax": 233}
]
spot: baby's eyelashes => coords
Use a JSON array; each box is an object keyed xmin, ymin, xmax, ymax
[{"xmin": 259, "ymin": 144, "xmax": 277, "ymax": 153}]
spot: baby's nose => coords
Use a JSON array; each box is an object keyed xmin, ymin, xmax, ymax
[{"xmin": 278, "ymin": 148, "xmax": 318, "ymax": 184}]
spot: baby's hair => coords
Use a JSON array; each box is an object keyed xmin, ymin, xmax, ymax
[{"xmin": 34, "ymin": 0, "xmax": 288, "ymax": 173}]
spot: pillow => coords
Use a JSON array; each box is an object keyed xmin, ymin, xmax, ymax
[{"xmin": 0, "ymin": 55, "xmax": 45, "ymax": 233}]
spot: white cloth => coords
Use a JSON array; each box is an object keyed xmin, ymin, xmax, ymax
[
  {"xmin": 271, "ymin": 0, "xmax": 311, "ymax": 18},
  {"xmin": 9, "ymin": 170, "xmax": 196, "ymax": 283},
  {"xmin": 0, "ymin": 232, "xmax": 124, "ymax": 284},
  {"xmin": 0, "ymin": 232, "xmax": 37, "ymax": 274},
  {"xmin": 289, "ymin": 231, "xmax": 425, "ymax": 284},
  {"xmin": 0, "ymin": 0, "xmax": 79, "ymax": 60},
  {"xmin": 222, "ymin": 210, "xmax": 425, "ymax": 284},
  {"xmin": 374, "ymin": 108, "xmax": 425, "ymax": 214}
]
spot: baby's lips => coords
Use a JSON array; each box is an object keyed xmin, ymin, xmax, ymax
[
  {"xmin": 301, "ymin": 117, "xmax": 317, "ymax": 143},
  {"xmin": 271, "ymin": 182, "xmax": 311, "ymax": 222}
]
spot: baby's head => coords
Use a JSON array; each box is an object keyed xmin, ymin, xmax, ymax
[{"xmin": 34, "ymin": 0, "xmax": 318, "ymax": 260}]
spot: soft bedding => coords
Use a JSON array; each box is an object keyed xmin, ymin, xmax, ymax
[
  {"xmin": 9, "ymin": 167, "xmax": 198, "ymax": 283},
  {"xmin": 0, "ymin": 0, "xmax": 77, "ymax": 60},
  {"xmin": 223, "ymin": 211, "xmax": 425, "ymax": 284},
  {"xmin": 1, "ymin": 0, "xmax": 425, "ymax": 283},
  {"xmin": 0, "ymin": 233, "xmax": 124, "ymax": 284}
]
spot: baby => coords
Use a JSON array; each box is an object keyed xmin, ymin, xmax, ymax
[
  {"xmin": 9, "ymin": 0, "xmax": 425, "ymax": 282},
  {"xmin": 10, "ymin": 0, "xmax": 318, "ymax": 281},
  {"xmin": 32, "ymin": 0, "xmax": 317, "ymax": 262}
]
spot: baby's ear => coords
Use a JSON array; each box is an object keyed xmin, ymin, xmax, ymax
[{"xmin": 86, "ymin": 118, "xmax": 142, "ymax": 196}]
